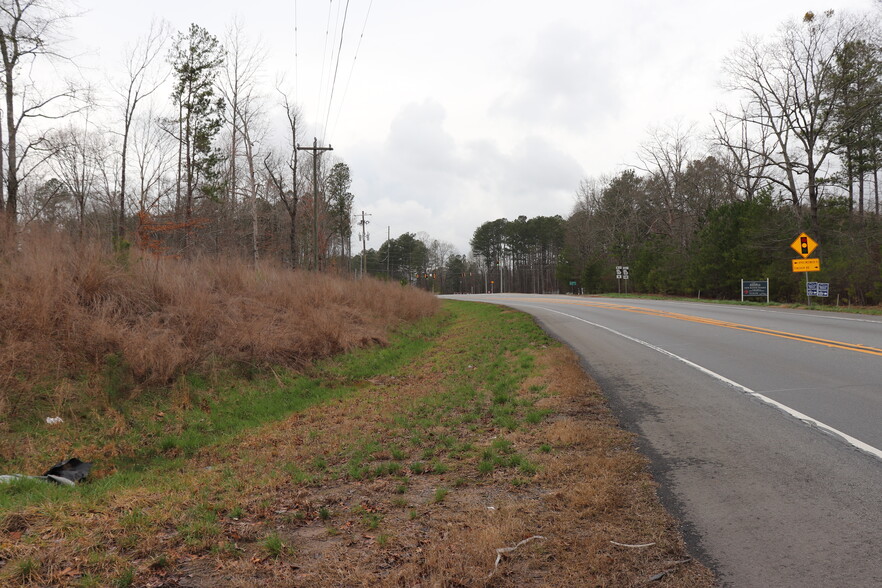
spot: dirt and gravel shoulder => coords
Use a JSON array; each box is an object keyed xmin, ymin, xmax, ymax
[{"xmin": 0, "ymin": 301, "xmax": 714, "ymax": 587}]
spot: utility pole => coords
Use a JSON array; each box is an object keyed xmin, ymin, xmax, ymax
[
  {"xmin": 358, "ymin": 211, "xmax": 372, "ymax": 278},
  {"xmin": 296, "ymin": 137, "xmax": 333, "ymax": 270},
  {"xmin": 386, "ymin": 226, "xmax": 391, "ymax": 278}
]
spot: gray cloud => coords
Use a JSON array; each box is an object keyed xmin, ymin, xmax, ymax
[
  {"xmin": 492, "ymin": 21, "xmax": 622, "ymax": 133},
  {"xmin": 350, "ymin": 101, "xmax": 584, "ymax": 253}
]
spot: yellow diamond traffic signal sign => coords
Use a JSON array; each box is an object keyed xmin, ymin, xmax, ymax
[{"xmin": 790, "ymin": 232, "xmax": 817, "ymax": 258}]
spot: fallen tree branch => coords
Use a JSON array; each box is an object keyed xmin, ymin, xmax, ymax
[
  {"xmin": 611, "ymin": 541, "xmax": 656, "ymax": 548},
  {"xmin": 490, "ymin": 535, "xmax": 547, "ymax": 576}
]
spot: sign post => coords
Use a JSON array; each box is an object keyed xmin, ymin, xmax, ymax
[
  {"xmin": 807, "ymin": 272, "xmax": 811, "ymax": 308},
  {"xmin": 790, "ymin": 232, "xmax": 820, "ymax": 306},
  {"xmin": 615, "ymin": 266, "xmax": 630, "ymax": 294}
]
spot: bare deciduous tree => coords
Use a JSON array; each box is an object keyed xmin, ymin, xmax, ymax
[
  {"xmin": 46, "ymin": 122, "xmax": 98, "ymax": 239},
  {"xmin": 636, "ymin": 122, "xmax": 697, "ymax": 245},
  {"xmin": 722, "ymin": 10, "xmax": 861, "ymax": 229},
  {"xmin": 711, "ymin": 103, "xmax": 774, "ymax": 202},
  {"xmin": 128, "ymin": 105, "xmax": 174, "ymax": 216},
  {"xmin": 115, "ymin": 19, "xmax": 170, "ymax": 242},
  {"xmin": 220, "ymin": 19, "xmax": 260, "ymax": 209},
  {"xmin": 220, "ymin": 20, "xmax": 266, "ymax": 267},
  {"xmin": 264, "ymin": 89, "xmax": 305, "ymax": 268},
  {"xmin": 0, "ymin": 0, "xmax": 81, "ymax": 226}
]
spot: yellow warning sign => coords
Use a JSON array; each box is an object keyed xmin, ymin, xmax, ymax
[
  {"xmin": 790, "ymin": 233, "xmax": 818, "ymax": 258},
  {"xmin": 792, "ymin": 258, "xmax": 820, "ymax": 272}
]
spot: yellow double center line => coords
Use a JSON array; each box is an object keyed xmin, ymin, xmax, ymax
[{"xmin": 504, "ymin": 298, "xmax": 882, "ymax": 358}]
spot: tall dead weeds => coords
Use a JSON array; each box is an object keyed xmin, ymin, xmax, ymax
[{"xmin": 0, "ymin": 229, "xmax": 438, "ymax": 417}]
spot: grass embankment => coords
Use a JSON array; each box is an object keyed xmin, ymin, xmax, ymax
[
  {"xmin": 0, "ymin": 231, "xmax": 437, "ymax": 475},
  {"xmin": 0, "ymin": 299, "xmax": 713, "ymax": 587}
]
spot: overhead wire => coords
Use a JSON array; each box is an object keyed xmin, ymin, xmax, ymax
[
  {"xmin": 320, "ymin": 0, "xmax": 345, "ymax": 140},
  {"xmin": 293, "ymin": 0, "xmax": 299, "ymax": 104},
  {"xmin": 328, "ymin": 0, "xmax": 373, "ymax": 143},
  {"xmin": 321, "ymin": 0, "xmax": 351, "ymax": 145},
  {"xmin": 314, "ymin": 0, "xmax": 335, "ymax": 139}
]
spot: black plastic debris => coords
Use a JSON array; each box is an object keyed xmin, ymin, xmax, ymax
[
  {"xmin": 43, "ymin": 458, "xmax": 92, "ymax": 484},
  {"xmin": 0, "ymin": 458, "xmax": 92, "ymax": 487}
]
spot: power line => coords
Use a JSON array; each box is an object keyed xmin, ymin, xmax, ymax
[
  {"xmin": 322, "ymin": 0, "xmax": 351, "ymax": 144},
  {"xmin": 320, "ymin": 0, "xmax": 345, "ymax": 139},
  {"xmin": 315, "ymin": 0, "xmax": 335, "ymax": 139},
  {"xmin": 329, "ymin": 0, "xmax": 373, "ymax": 141},
  {"xmin": 325, "ymin": 0, "xmax": 344, "ymax": 113},
  {"xmin": 293, "ymin": 0, "xmax": 299, "ymax": 103}
]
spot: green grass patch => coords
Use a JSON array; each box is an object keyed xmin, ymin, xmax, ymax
[
  {"xmin": 363, "ymin": 513, "xmax": 382, "ymax": 530},
  {"xmin": 525, "ymin": 408, "xmax": 552, "ymax": 424},
  {"xmin": 262, "ymin": 533, "xmax": 284, "ymax": 558},
  {"xmin": 432, "ymin": 487, "xmax": 449, "ymax": 503},
  {"xmin": 0, "ymin": 310, "xmax": 454, "ymax": 513}
]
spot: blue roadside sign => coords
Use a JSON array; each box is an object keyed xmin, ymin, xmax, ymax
[{"xmin": 807, "ymin": 282, "xmax": 829, "ymax": 297}]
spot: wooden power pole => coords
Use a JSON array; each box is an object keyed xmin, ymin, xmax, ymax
[
  {"xmin": 296, "ymin": 137, "xmax": 333, "ymax": 270},
  {"xmin": 358, "ymin": 211, "xmax": 372, "ymax": 278}
]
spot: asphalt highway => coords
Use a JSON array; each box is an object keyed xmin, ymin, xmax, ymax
[{"xmin": 444, "ymin": 294, "xmax": 882, "ymax": 587}]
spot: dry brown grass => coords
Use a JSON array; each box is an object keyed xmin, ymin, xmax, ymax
[{"xmin": 0, "ymin": 229, "xmax": 437, "ymax": 418}]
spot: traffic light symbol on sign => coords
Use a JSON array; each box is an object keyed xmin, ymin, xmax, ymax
[{"xmin": 790, "ymin": 232, "xmax": 817, "ymax": 258}]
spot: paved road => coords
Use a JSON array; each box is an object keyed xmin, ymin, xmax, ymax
[{"xmin": 445, "ymin": 294, "xmax": 882, "ymax": 587}]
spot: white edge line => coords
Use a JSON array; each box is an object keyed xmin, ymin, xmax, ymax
[{"xmin": 534, "ymin": 305, "xmax": 882, "ymax": 462}]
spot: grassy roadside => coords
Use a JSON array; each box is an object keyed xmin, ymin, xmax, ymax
[{"xmin": 0, "ymin": 301, "xmax": 714, "ymax": 587}]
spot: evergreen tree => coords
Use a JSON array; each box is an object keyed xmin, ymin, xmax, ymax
[
  {"xmin": 826, "ymin": 39, "xmax": 882, "ymax": 215},
  {"xmin": 169, "ymin": 24, "xmax": 225, "ymax": 230},
  {"xmin": 326, "ymin": 162, "xmax": 354, "ymax": 263}
]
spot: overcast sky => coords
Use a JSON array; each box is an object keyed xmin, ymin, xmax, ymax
[{"xmin": 70, "ymin": 0, "xmax": 878, "ymax": 254}]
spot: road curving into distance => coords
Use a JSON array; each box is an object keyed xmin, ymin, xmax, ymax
[{"xmin": 444, "ymin": 294, "xmax": 882, "ymax": 587}]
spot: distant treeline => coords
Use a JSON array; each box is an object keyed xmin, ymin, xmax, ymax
[{"xmin": 464, "ymin": 10, "xmax": 882, "ymax": 304}]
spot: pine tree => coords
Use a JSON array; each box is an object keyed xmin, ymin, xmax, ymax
[{"xmin": 169, "ymin": 24, "xmax": 225, "ymax": 236}]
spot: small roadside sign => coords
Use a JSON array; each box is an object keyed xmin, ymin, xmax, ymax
[
  {"xmin": 792, "ymin": 258, "xmax": 820, "ymax": 272},
  {"xmin": 790, "ymin": 232, "xmax": 818, "ymax": 258},
  {"xmin": 615, "ymin": 266, "xmax": 630, "ymax": 294},
  {"xmin": 569, "ymin": 281, "xmax": 577, "ymax": 286},
  {"xmin": 742, "ymin": 280, "xmax": 767, "ymax": 296},
  {"xmin": 741, "ymin": 279, "xmax": 770, "ymax": 302},
  {"xmin": 806, "ymin": 282, "xmax": 829, "ymax": 297}
]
